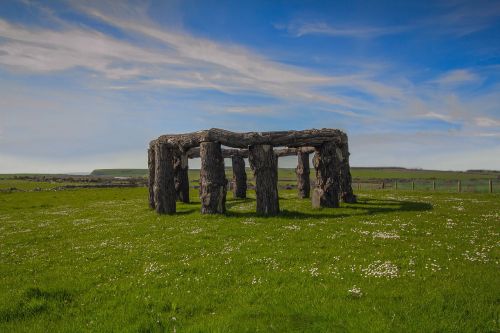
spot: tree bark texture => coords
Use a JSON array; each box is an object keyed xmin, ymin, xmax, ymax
[
  {"xmin": 296, "ymin": 151, "xmax": 310, "ymax": 198},
  {"xmin": 174, "ymin": 153, "xmax": 190, "ymax": 203},
  {"xmin": 338, "ymin": 139, "xmax": 357, "ymax": 203},
  {"xmin": 153, "ymin": 142, "xmax": 176, "ymax": 214},
  {"xmin": 312, "ymin": 141, "xmax": 340, "ymax": 208},
  {"xmin": 231, "ymin": 156, "xmax": 247, "ymax": 199},
  {"xmin": 147, "ymin": 148, "xmax": 155, "ymax": 209},
  {"xmin": 188, "ymin": 146, "xmax": 315, "ymax": 159},
  {"xmin": 157, "ymin": 128, "xmax": 344, "ymax": 150},
  {"xmin": 249, "ymin": 144, "xmax": 279, "ymax": 215},
  {"xmin": 199, "ymin": 142, "xmax": 227, "ymax": 214}
]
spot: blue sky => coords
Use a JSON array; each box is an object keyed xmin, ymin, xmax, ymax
[{"xmin": 0, "ymin": 0, "xmax": 499, "ymax": 172}]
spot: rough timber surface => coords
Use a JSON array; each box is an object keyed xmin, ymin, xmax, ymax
[
  {"xmin": 231, "ymin": 155, "xmax": 247, "ymax": 199},
  {"xmin": 153, "ymin": 143, "xmax": 176, "ymax": 214},
  {"xmin": 296, "ymin": 151, "xmax": 311, "ymax": 199},
  {"xmin": 312, "ymin": 142, "xmax": 341, "ymax": 208},
  {"xmin": 199, "ymin": 142, "xmax": 227, "ymax": 214},
  {"xmin": 249, "ymin": 144, "xmax": 280, "ymax": 215},
  {"xmin": 154, "ymin": 128, "xmax": 344, "ymax": 150}
]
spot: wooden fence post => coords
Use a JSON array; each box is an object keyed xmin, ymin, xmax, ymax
[
  {"xmin": 395, "ymin": 180, "xmax": 398, "ymax": 190},
  {"xmin": 357, "ymin": 182, "xmax": 360, "ymax": 191},
  {"xmin": 381, "ymin": 181, "xmax": 385, "ymax": 189},
  {"xmin": 412, "ymin": 181, "xmax": 415, "ymax": 190},
  {"xmin": 489, "ymin": 179, "xmax": 492, "ymax": 193},
  {"xmin": 457, "ymin": 180, "xmax": 461, "ymax": 193},
  {"xmin": 432, "ymin": 180, "xmax": 436, "ymax": 191}
]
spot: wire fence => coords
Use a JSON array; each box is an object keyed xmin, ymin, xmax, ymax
[{"xmin": 352, "ymin": 178, "xmax": 498, "ymax": 193}]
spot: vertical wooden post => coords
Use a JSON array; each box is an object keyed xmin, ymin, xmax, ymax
[
  {"xmin": 296, "ymin": 150, "xmax": 310, "ymax": 199},
  {"xmin": 312, "ymin": 141, "xmax": 340, "ymax": 208},
  {"xmin": 489, "ymin": 179, "xmax": 493, "ymax": 193},
  {"xmin": 381, "ymin": 181, "xmax": 385, "ymax": 189},
  {"xmin": 200, "ymin": 142, "xmax": 227, "ymax": 214},
  {"xmin": 249, "ymin": 144, "xmax": 279, "ymax": 215},
  {"xmin": 412, "ymin": 181, "xmax": 415, "ymax": 190},
  {"xmin": 395, "ymin": 180, "xmax": 398, "ymax": 190},
  {"xmin": 154, "ymin": 142, "xmax": 176, "ymax": 214},
  {"xmin": 433, "ymin": 180, "xmax": 436, "ymax": 191},
  {"xmin": 357, "ymin": 182, "xmax": 360, "ymax": 191},
  {"xmin": 147, "ymin": 146, "xmax": 155, "ymax": 209},
  {"xmin": 458, "ymin": 180, "xmax": 461, "ymax": 193},
  {"xmin": 231, "ymin": 155, "xmax": 247, "ymax": 199},
  {"xmin": 338, "ymin": 136, "xmax": 357, "ymax": 203},
  {"xmin": 174, "ymin": 153, "xmax": 190, "ymax": 203}
]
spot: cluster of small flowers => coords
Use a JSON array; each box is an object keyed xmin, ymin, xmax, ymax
[
  {"xmin": 361, "ymin": 260, "xmax": 399, "ymax": 278},
  {"xmin": 348, "ymin": 285, "xmax": 363, "ymax": 298},
  {"xmin": 251, "ymin": 276, "xmax": 262, "ymax": 285},
  {"xmin": 190, "ymin": 228, "xmax": 202, "ymax": 234},
  {"xmin": 351, "ymin": 228, "xmax": 370, "ymax": 236},
  {"xmin": 463, "ymin": 249, "xmax": 490, "ymax": 263},
  {"xmin": 309, "ymin": 267, "xmax": 319, "ymax": 277},
  {"xmin": 144, "ymin": 262, "xmax": 159, "ymax": 275},
  {"xmin": 372, "ymin": 231, "xmax": 400, "ymax": 239},
  {"xmin": 283, "ymin": 225, "xmax": 301, "ymax": 231},
  {"xmin": 241, "ymin": 218, "xmax": 256, "ymax": 225}
]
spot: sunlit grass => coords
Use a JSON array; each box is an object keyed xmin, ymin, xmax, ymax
[{"xmin": 0, "ymin": 183, "xmax": 498, "ymax": 332}]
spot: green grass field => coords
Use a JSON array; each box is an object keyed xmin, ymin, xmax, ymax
[{"xmin": 0, "ymin": 179, "xmax": 499, "ymax": 332}]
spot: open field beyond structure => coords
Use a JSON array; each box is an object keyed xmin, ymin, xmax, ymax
[{"xmin": 0, "ymin": 177, "xmax": 499, "ymax": 332}]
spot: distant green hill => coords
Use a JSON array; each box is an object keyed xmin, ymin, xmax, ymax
[
  {"xmin": 90, "ymin": 168, "xmax": 499, "ymax": 180},
  {"xmin": 90, "ymin": 169, "xmax": 148, "ymax": 177}
]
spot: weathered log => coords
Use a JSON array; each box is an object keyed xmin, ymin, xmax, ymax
[
  {"xmin": 249, "ymin": 144, "xmax": 279, "ymax": 215},
  {"xmin": 296, "ymin": 151, "xmax": 310, "ymax": 199},
  {"xmin": 187, "ymin": 146, "xmax": 315, "ymax": 159},
  {"xmin": 153, "ymin": 142, "xmax": 176, "ymax": 214},
  {"xmin": 147, "ymin": 147, "xmax": 155, "ymax": 209},
  {"xmin": 187, "ymin": 147, "xmax": 249, "ymax": 159},
  {"xmin": 312, "ymin": 141, "xmax": 340, "ymax": 208},
  {"xmin": 231, "ymin": 155, "xmax": 247, "ymax": 198},
  {"xmin": 174, "ymin": 153, "xmax": 190, "ymax": 203},
  {"xmin": 275, "ymin": 147, "xmax": 315, "ymax": 157},
  {"xmin": 338, "ymin": 135, "xmax": 357, "ymax": 203},
  {"xmin": 199, "ymin": 142, "xmax": 227, "ymax": 214},
  {"xmin": 157, "ymin": 128, "xmax": 344, "ymax": 150}
]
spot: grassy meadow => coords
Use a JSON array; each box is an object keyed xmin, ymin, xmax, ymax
[{"xmin": 0, "ymin": 175, "xmax": 499, "ymax": 332}]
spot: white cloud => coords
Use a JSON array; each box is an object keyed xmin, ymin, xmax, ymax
[
  {"xmin": 278, "ymin": 21, "xmax": 408, "ymax": 38},
  {"xmin": 475, "ymin": 117, "xmax": 500, "ymax": 127},
  {"xmin": 432, "ymin": 69, "xmax": 481, "ymax": 86}
]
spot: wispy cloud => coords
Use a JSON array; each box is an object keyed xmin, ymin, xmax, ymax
[
  {"xmin": 431, "ymin": 69, "xmax": 482, "ymax": 86},
  {"xmin": 0, "ymin": 1, "xmax": 499, "ymax": 172},
  {"xmin": 0, "ymin": 3, "xmax": 411, "ymax": 113},
  {"xmin": 276, "ymin": 21, "xmax": 408, "ymax": 38}
]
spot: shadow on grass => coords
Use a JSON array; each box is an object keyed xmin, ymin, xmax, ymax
[
  {"xmin": 345, "ymin": 200, "xmax": 432, "ymax": 215},
  {"xmin": 223, "ymin": 196, "xmax": 432, "ymax": 219},
  {"xmin": 0, "ymin": 287, "xmax": 72, "ymax": 323}
]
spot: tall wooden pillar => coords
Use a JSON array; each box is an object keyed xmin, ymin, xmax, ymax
[
  {"xmin": 249, "ymin": 144, "xmax": 279, "ymax": 215},
  {"xmin": 199, "ymin": 142, "xmax": 227, "ymax": 214},
  {"xmin": 231, "ymin": 155, "xmax": 247, "ymax": 198},
  {"xmin": 147, "ymin": 147, "xmax": 155, "ymax": 209},
  {"xmin": 338, "ymin": 137, "xmax": 357, "ymax": 203},
  {"xmin": 154, "ymin": 142, "xmax": 176, "ymax": 214},
  {"xmin": 296, "ymin": 150, "xmax": 310, "ymax": 198},
  {"xmin": 312, "ymin": 141, "xmax": 340, "ymax": 208},
  {"xmin": 174, "ymin": 153, "xmax": 190, "ymax": 203}
]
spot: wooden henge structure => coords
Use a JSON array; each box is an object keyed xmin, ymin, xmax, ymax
[{"xmin": 148, "ymin": 128, "xmax": 356, "ymax": 216}]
